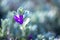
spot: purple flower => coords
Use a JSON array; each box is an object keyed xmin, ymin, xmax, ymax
[
  {"xmin": 14, "ymin": 15, "xmax": 23, "ymax": 24},
  {"xmin": 28, "ymin": 34, "xmax": 33, "ymax": 40}
]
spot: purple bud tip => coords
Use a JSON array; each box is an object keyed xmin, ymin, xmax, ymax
[
  {"xmin": 28, "ymin": 34, "xmax": 33, "ymax": 39},
  {"xmin": 14, "ymin": 15, "xmax": 23, "ymax": 24}
]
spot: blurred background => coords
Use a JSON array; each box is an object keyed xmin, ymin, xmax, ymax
[{"xmin": 0, "ymin": 0, "xmax": 60, "ymax": 40}]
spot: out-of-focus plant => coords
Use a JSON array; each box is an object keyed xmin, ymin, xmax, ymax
[
  {"xmin": 1, "ymin": 1, "xmax": 60, "ymax": 39},
  {"xmin": 1, "ymin": 7, "xmax": 31, "ymax": 40}
]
